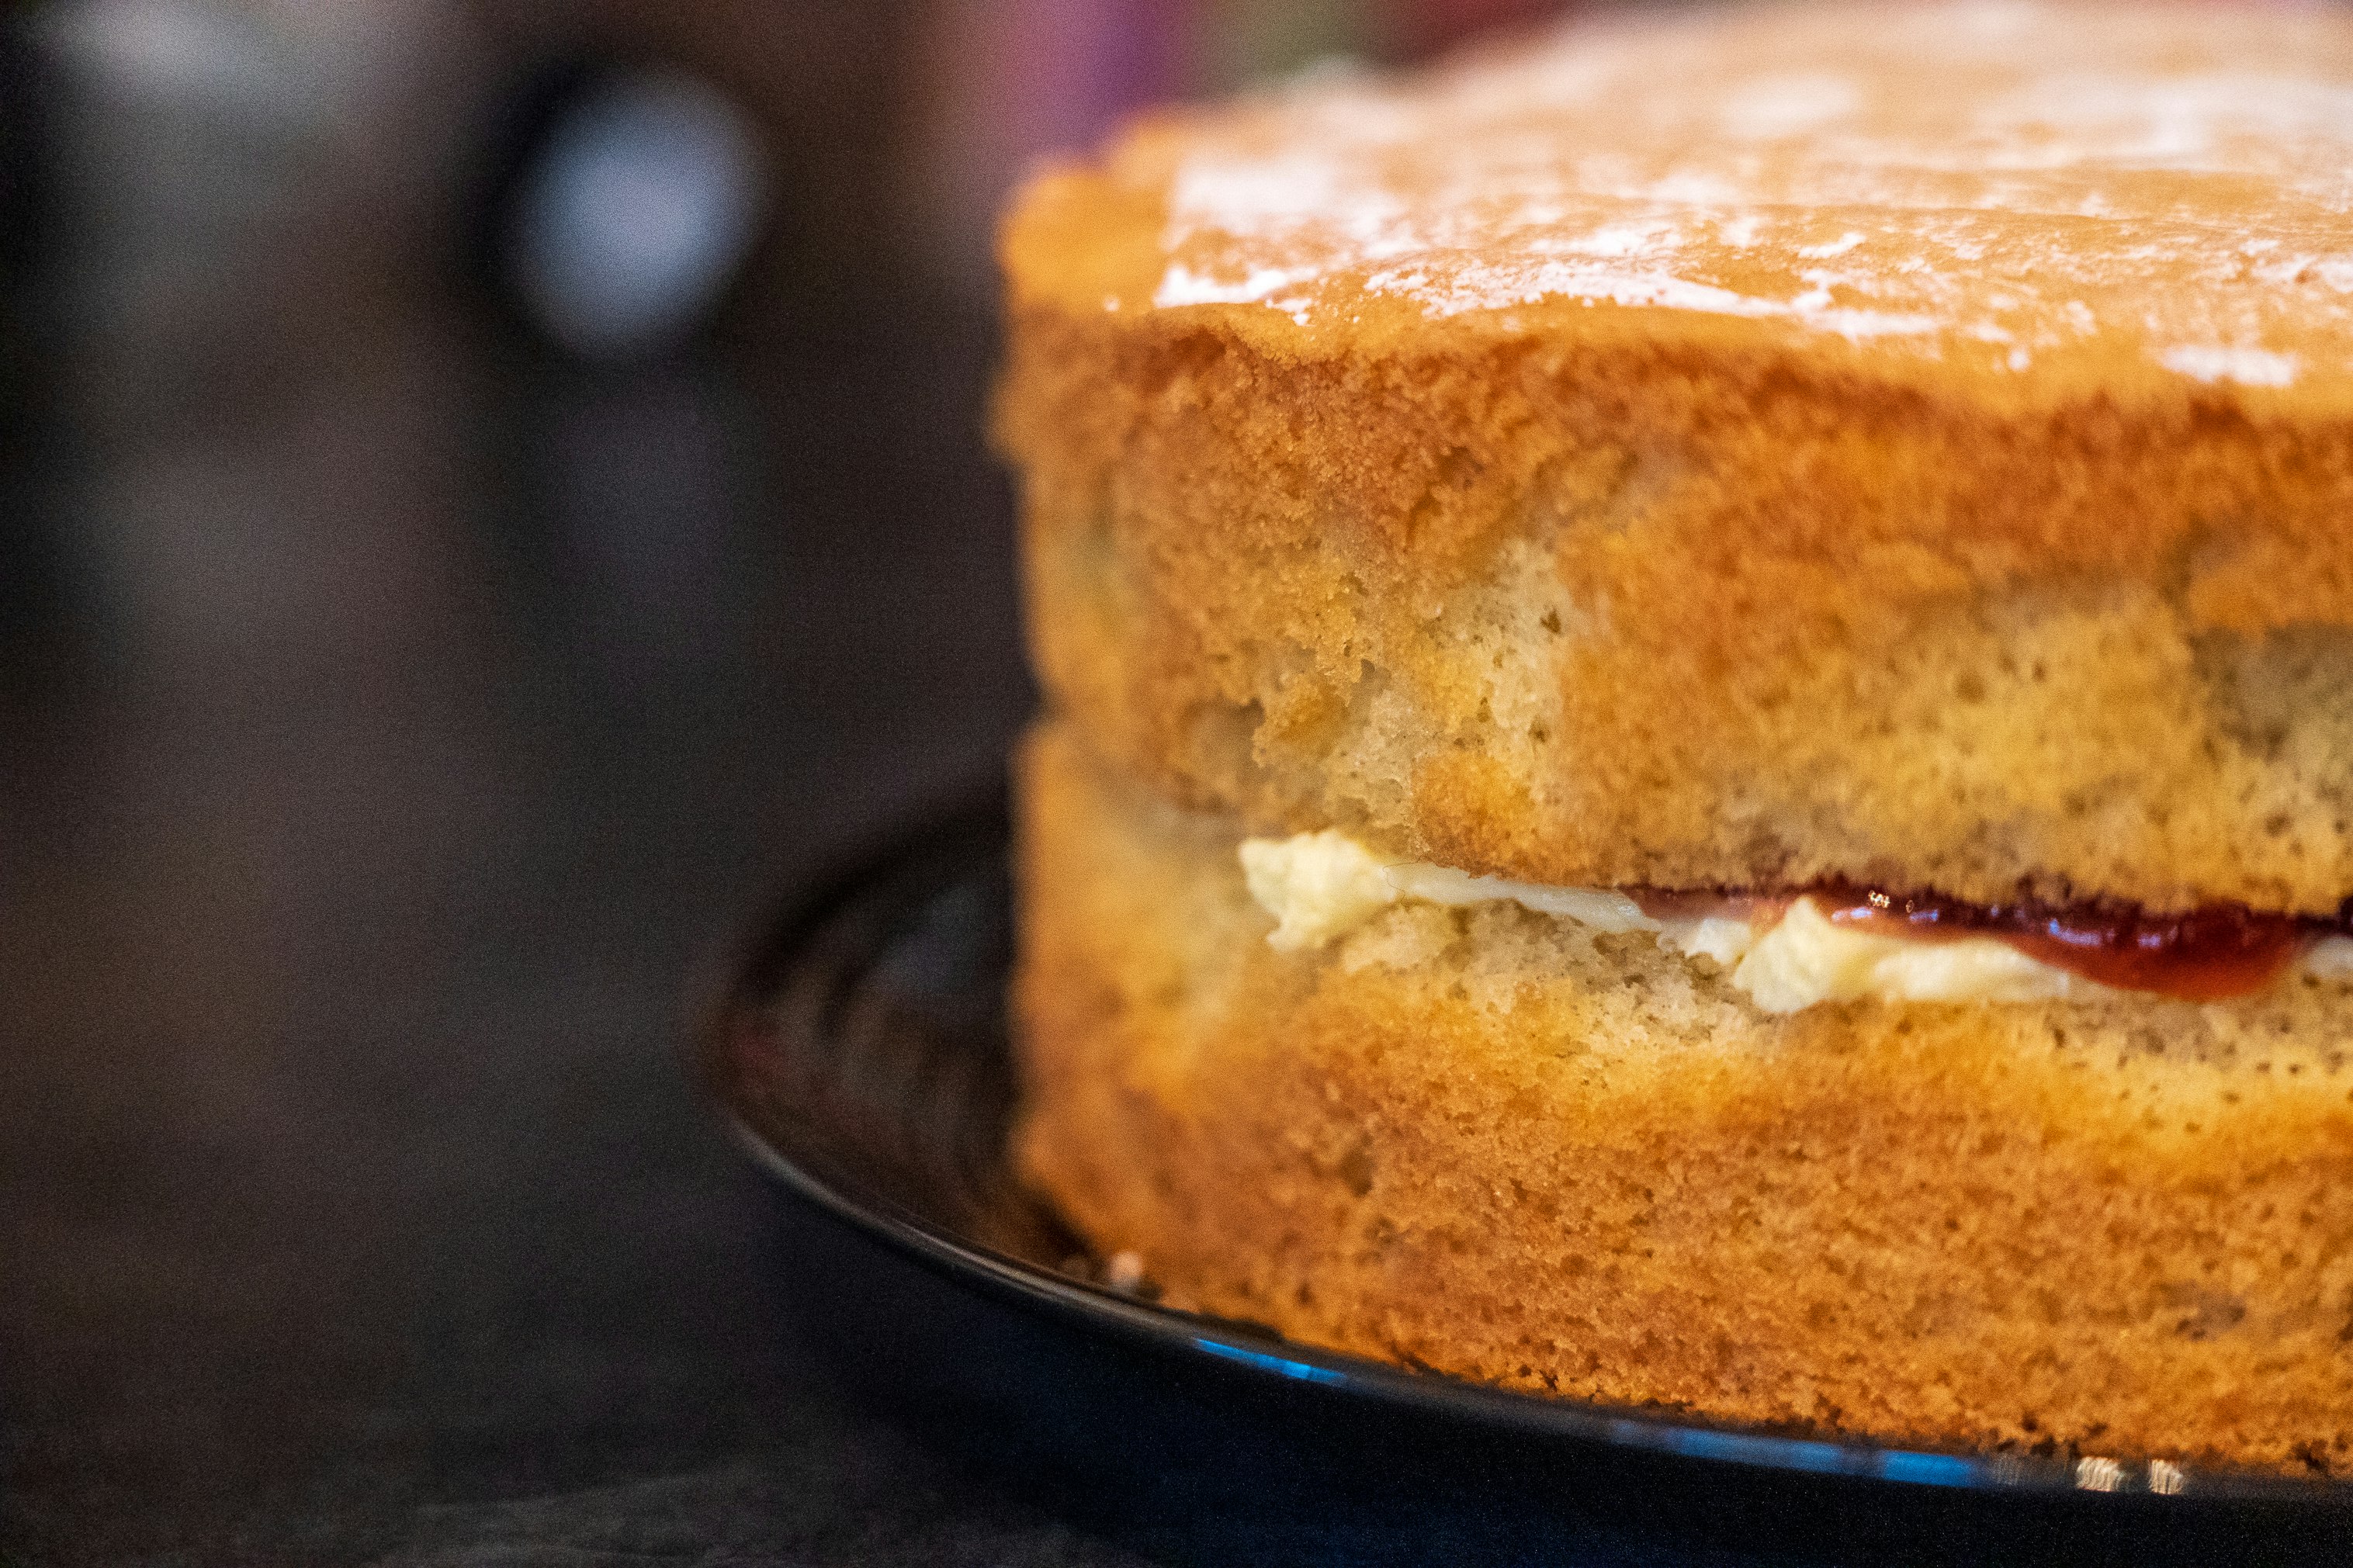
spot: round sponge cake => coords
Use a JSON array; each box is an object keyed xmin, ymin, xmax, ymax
[
  {"xmin": 997, "ymin": 0, "xmax": 2353, "ymax": 1477},
  {"xmin": 996, "ymin": 0, "xmax": 2353, "ymax": 915}
]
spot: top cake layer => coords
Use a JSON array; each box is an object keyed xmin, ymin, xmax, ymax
[
  {"xmin": 996, "ymin": 1, "xmax": 2353, "ymax": 915},
  {"xmin": 1009, "ymin": 0, "xmax": 2353, "ymax": 398}
]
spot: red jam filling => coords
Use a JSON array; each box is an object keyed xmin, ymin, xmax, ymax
[{"xmin": 1630, "ymin": 885, "xmax": 2331, "ymax": 1002}]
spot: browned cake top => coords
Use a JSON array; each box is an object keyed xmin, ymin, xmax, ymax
[
  {"xmin": 1007, "ymin": 0, "xmax": 2353, "ymax": 409},
  {"xmin": 997, "ymin": 1, "xmax": 2353, "ymax": 914}
]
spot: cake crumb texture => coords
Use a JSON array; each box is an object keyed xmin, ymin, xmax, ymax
[
  {"xmin": 997, "ymin": 0, "xmax": 2353, "ymax": 914},
  {"xmin": 1014, "ymin": 720, "xmax": 2353, "ymax": 1476}
]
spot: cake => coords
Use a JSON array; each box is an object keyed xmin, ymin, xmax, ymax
[{"xmin": 993, "ymin": 0, "xmax": 2353, "ymax": 1478}]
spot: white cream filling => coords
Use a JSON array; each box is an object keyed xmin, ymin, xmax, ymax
[{"xmin": 1239, "ymin": 830, "xmax": 2352, "ymax": 1014}]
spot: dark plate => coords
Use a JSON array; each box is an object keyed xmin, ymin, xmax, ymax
[{"xmin": 692, "ymin": 794, "xmax": 2353, "ymax": 1566}]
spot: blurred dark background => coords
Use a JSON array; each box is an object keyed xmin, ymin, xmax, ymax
[{"xmin": 0, "ymin": 2, "xmax": 1573, "ymax": 1561}]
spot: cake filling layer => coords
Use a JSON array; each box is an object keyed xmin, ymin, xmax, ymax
[{"xmin": 1240, "ymin": 830, "xmax": 2353, "ymax": 1012}]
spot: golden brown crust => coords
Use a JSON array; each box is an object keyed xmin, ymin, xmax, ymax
[
  {"xmin": 996, "ymin": 2, "xmax": 2353, "ymax": 915},
  {"xmin": 1014, "ymin": 719, "xmax": 2353, "ymax": 1476}
]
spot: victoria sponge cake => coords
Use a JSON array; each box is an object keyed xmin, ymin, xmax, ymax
[{"xmin": 994, "ymin": 1, "xmax": 2353, "ymax": 1477}]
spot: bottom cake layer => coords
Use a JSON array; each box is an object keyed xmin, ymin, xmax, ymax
[{"xmin": 1011, "ymin": 719, "xmax": 2353, "ymax": 1477}]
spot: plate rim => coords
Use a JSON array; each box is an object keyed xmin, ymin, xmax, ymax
[{"xmin": 690, "ymin": 792, "xmax": 2353, "ymax": 1513}]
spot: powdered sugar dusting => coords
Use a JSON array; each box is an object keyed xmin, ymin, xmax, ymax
[
  {"xmin": 1134, "ymin": 0, "xmax": 2353, "ymax": 383},
  {"xmin": 1371, "ymin": 259, "xmax": 1942, "ymax": 341},
  {"xmin": 1717, "ymin": 73, "xmax": 1861, "ymax": 140},
  {"xmin": 1154, "ymin": 262, "xmax": 1318, "ymax": 309},
  {"xmin": 2159, "ymin": 344, "xmax": 2299, "ymax": 387}
]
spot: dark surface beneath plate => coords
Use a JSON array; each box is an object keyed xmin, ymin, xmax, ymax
[{"xmin": 699, "ymin": 798, "xmax": 2353, "ymax": 1568}]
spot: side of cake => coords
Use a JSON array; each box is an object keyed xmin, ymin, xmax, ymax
[
  {"xmin": 997, "ymin": 0, "xmax": 2353, "ymax": 1476},
  {"xmin": 1017, "ymin": 720, "xmax": 2353, "ymax": 1473},
  {"xmin": 1002, "ymin": 299, "xmax": 2353, "ymax": 914}
]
